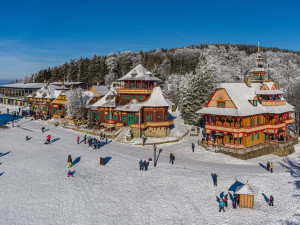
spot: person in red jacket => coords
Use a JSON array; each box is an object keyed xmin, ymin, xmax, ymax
[
  {"xmin": 77, "ymin": 136, "xmax": 80, "ymax": 144},
  {"xmin": 236, "ymin": 195, "xmax": 240, "ymax": 206},
  {"xmin": 46, "ymin": 135, "xmax": 51, "ymax": 144},
  {"xmin": 68, "ymin": 170, "xmax": 73, "ymax": 177},
  {"xmin": 269, "ymin": 195, "xmax": 274, "ymax": 206}
]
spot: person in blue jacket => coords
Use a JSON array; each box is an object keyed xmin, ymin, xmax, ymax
[{"xmin": 219, "ymin": 201, "xmax": 225, "ymax": 212}]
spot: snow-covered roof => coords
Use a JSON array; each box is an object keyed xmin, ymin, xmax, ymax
[
  {"xmin": 249, "ymin": 67, "xmax": 265, "ymax": 73},
  {"xmin": 27, "ymin": 84, "xmax": 68, "ymax": 99},
  {"xmin": 256, "ymin": 90, "xmax": 284, "ymax": 95},
  {"xmin": 0, "ymin": 83, "xmax": 46, "ymax": 89},
  {"xmin": 118, "ymin": 64, "xmax": 161, "ymax": 82},
  {"xmin": 196, "ymin": 82, "xmax": 294, "ymax": 116},
  {"xmin": 63, "ymin": 89, "xmax": 97, "ymax": 106},
  {"xmin": 142, "ymin": 87, "xmax": 174, "ymax": 107},
  {"xmin": 115, "ymin": 100, "xmax": 142, "ymax": 112},
  {"xmin": 50, "ymin": 82, "xmax": 85, "ymax": 85},
  {"xmin": 235, "ymin": 183, "xmax": 256, "ymax": 195},
  {"xmin": 90, "ymin": 90, "xmax": 116, "ymax": 108},
  {"xmin": 93, "ymin": 86, "xmax": 110, "ymax": 96}
]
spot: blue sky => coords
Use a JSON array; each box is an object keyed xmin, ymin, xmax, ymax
[{"xmin": 0, "ymin": 0, "xmax": 299, "ymax": 79}]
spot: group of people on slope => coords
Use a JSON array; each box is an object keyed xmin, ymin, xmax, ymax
[
  {"xmin": 139, "ymin": 159, "xmax": 150, "ymax": 171},
  {"xmin": 266, "ymin": 162, "xmax": 274, "ymax": 173}
]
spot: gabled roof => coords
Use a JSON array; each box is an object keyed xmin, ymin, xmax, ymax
[
  {"xmin": 235, "ymin": 182, "xmax": 256, "ymax": 195},
  {"xmin": 117, "ymin": 64, "xmax": 161, "ymax": 82},
  {"xmin": 27, "ymin": 84, "xmax": 68, "ymax": 99},
  {"xmin": 89, "ymin": 90, "xmax": 116, "ymax": 108},
  {"xmin": 196, "ymin": 82, "xmax": 294, "ymax": 116},
  {"xmin": 142, "ymin": 87, "xmax": 174, "ymax": 107},
  {"xmin": 115, "ymin": 99, "xmax": 142, "ymax": 112},
  {"xmin": 93, "ymin": 86, "xmax": 110, "ymax": 96},
  {"xmin": 50, "ymin": 82, "xmax": 85, "ymax": 85},
  {"xmin": 249, "ymin": 67, "xmax": 265, "ymax": 73}
]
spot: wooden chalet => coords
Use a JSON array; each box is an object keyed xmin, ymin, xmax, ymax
[
  {"xmin": 235, "ymin": 182, "xmax": 256, "ymax": 208},
  {"xmin": 89, "ymin": 64, "xmax": 174, "ymax": 137},
  {"xmin": 197, "ymin": 47, "xmax": 295, "ymax": 150}
]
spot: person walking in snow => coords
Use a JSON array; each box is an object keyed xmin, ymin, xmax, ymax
[
  {"xmin": 7, "ymin": 108, "xmax": 9, "ymax": 114},
  {"xmin": 139, "ymin": 160, "xmax": 144, "ymax": 171},
  {"xmin": 236, "ymin": 194, "xmax": 239, "ymax": 206},
  {"xmin": 213, "ymin": 173, "xmax": 218, "ymax": 186},
  {"xmin": 192, "ymin": 143, "xmax": 195, "ymax": 152},
  {"xmin": 267, "ymin": 162, "xmax": 270, "ymax": 171},
  {"xmin": 269, "ymin": 195, "xmax": 274, "ymax": 206},
  {"xmin": 68, "ymin": 155, "xmax": 72, "ymax": 168},
  {"xmin": 26, "ymin": 136, "xmax": 29, "ymax": 141},
  {"xmin": 224, "ymin": 194, "xmax": 228, "ymax": 207},
  {"xmin": 77, "ymin": 136, "xmax": 80, "ymax": 144},
  {"xmin": 105, "ymin": 137, "xmax": 108, "ymax": 145},
  {"xmin": 219, "ymin": 201, "xmax": 225, "ymax": 212},
  {"xmin": 169, "ymin": 153, "xmax": 175, "ymax": 165},
  {"xmin": 83, "ymin": 134, "xmax": 87, "ymax": 144},
  {"xmin": 41, "ymin": 127, "xmax": 45, "ymax": 133},
  {"xmin": 68, "ymin": 170, "xmax": 73, "ymax": 177},
  {"xmin": 144, "ymin": 160, "xmax": 148, "ymax": 171},
  {"xmin": 270, "ymin": 162, "xmax": 274, "ymax": 173},
  {"xmin": 46, "ymin": 134, "xmax": 51, "ymax": 144}
]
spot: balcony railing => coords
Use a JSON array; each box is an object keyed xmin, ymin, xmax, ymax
[{"xmin": 261, "ymin": 100, "xmax": 286, "ymax": 106}]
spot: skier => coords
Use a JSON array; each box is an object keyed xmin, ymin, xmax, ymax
[
  {"xmin": 83, "ymin": 134, "xmax": 87, "ymax": 144},
  {"xmin": 144, "ymin": 160, "xmax": 148, "ymax": 171},
  {"xmin": 46, "ymin": 134, "xmax": 51, "ymax": 144},
  {"xmin": 219, "ymin": 201, "xmax": 225, "ymax": 212},
  {"xmin": 41, "ymin": 127, "xmax": 45, "ymax": 133},
  {"xmin": 270, "ymin": 162, "xmax": 274, "ymax": 173},
  {"xmin": 269, "ymin": 195, "xmax": 274, "ymax": 206},
  {"xmin": 139, "ymin": 160, "xmax": 143, "ymax": 171},
  {"xmin": 77, "ymin": 136, "xmax": 80, "ymax": 144},
  {"xmin": 68, "ymin": 155, "xmax": 72, "ymax": 168},
  {"xmin": 68, "ymin": 170, "xmax": 73, "ymax": 177},
  {"xmin": 213, "ymin": 173, "xmax": 218, "ymax": 186},
  {"xmin": 169, "ymin": 153, "xmax": 175, "ymax": 165},
  {"xmin": 267, "ymin": 162, "xmax": 270, "ymax": 171},
  {"xmin": 192, "ymin": 143, "xmax": 195, "ymax": 152}
]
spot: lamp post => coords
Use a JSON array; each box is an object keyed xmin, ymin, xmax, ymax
[{"xmin": 153, "ymin": 144, "xmax": 157, "ymax": 167}]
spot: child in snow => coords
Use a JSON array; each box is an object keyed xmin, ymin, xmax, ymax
[
  {"xmin": 269, "ymin": 195, "xmax": 274, "ymax": 206},
  {"xmin": 68, "ymin": 155, "xmax": 72, "ymax": 168},
  {"xmin": 68, "ymin": 170, "xmax": 73, "ymax": 177},
  {"xmin": 219, "ymin": 201, "xmax": 225, "ymax": 212},
  {"xmin": 46, "ymin": 135, "xmax": 51, "ymax": 144},
  {"xmin": 77, "ymin": 136, "xmax": 80, "ymax": 144},
  {"xmin": 270, "ymin": 162, "xmax": 274, "ymax": 173}
]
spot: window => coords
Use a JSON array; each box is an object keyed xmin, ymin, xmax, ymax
[
  {"xmin": 105, "ymin": 115, "xmax": 107, "ymax": 120},
  {"xmin": 257, "ymin": 116, "xmax": 260, "ymax": 125},
  {"xmin": 108, "ymin": 112, "xmax": 113, "ymax": 119},
  {"xmin": 165, "ymin": 115, "xmax": 168, "ymax": 121},
  {"xmin": 114, "ymin": 115, "xmax": 118, "ymax": 120},
  {"xmin": 147, "ymin": 115, "xmax": 152, "ymax": 121},
  {"xmin": 135, "ymin": 116, "xmax": 139, "ymax": 123},
  {"xmin": 65, "ymin": 108, "xmax": 68, "ymax": 115},
  {"xmin": 53, "ymin": 108, "xmax": 57, "ymax": 114},
  {"xmin": 217, "ymin": 101, "xmax": 225, "ymax": 108},
  {"xmin": 251, "ymin": 134, "xmax": 254, "ymax": 141},
  {"xmin": 132, "ymin": 83, "xmax": 136, "ymax": 89},
  {"xmin": 253, "ymin": 100, "xmax": 257, "ymax": 106},
  {"xmin": 158, "ymin": 115, "xmax": 162, "ymax": 119},
  {"xmin": 138, "ymin": 95, "xmax": 143, "ymax": 99},
  {"xmin": 126, "ymin": 95, "xmax": 130, "ymax": 99},
  {"xmin": 139, "ymin": 84, "xmax": 142, "ymax": 88},
  {"xmin": 126, "ymin": 84, "xmax": 129, "ymax": 88},
  {"xmin": 145, "ymin": 84, "xmax": 148, "ymax": 88},
  {"xmin": 95, "ymin": 113, "xmax": 99, "ymax": 119},
  {"xmin": 251, "ymin": 118, "xmax": 255, "ymax": 126},
  {"xmin": 257, "ymin": 132, "xmax": 260, "ymax": 139},
  {"xmin": 132, "ymin": 95, "xmax": 136, "ymax": 99},
  {"xmin": 122, "ymin": 115, "xmax": 127, "ymax": 122}
]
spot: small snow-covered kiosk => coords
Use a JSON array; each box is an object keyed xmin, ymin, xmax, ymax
[{"xmin": 235, "ymin": 182, "xmax": 256, "ymax": 208}]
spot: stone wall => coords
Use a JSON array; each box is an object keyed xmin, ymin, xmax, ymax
[
  {"xmin": 212, "ymin": 144, "xmax": 295, "ymax": 160},
  {"xmin": 131, "ymin": 127, "xmax": 170, "ymax": 138}
]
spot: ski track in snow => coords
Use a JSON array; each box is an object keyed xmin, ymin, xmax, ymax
[{"xmin": 0, "ymin": 112, "xmax": 299, "ymax": 224}]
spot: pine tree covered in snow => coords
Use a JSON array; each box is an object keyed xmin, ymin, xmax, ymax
[
  {"xmin": 66, "ymin": 89, "xmax": 89, "ymax": 121},
  {"xmin": 179, "ymin": 56, "xmax": 215, "ymax": 124}
]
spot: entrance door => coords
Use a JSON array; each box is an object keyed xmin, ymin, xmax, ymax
[{"xmin": 128, "ymin": 113, "xmax": 134, "ymax": 126}]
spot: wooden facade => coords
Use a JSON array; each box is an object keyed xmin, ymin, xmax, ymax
[{"xmin": 239, "ymin": 194, "xmax": 254, "ymax": 208}]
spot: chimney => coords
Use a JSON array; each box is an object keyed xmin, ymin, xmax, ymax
[
  {"xmin": 275, "ymin": 81, "xmax": 280, "ymax": 90},
  {"xmin": 245, "ymin": 75, "xmax": 252, "ymax": 87}
]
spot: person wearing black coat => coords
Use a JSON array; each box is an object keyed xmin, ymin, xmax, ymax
[
  {"xmin": 213, "ymin": 173, "xmax": 218, "ymax": 186},
  {"xmin": 68, "ymin": 155, "xmax": 72, "ymax": 168}
]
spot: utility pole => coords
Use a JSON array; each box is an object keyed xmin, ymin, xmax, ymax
[{"xmin": 153, "ymin": 144, "xmax": 157, "ymax": 167}]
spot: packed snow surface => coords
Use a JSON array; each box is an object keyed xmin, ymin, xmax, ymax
[{"xmin": 0, "ymin": 108, "xmax": 299, "ymax": 224}]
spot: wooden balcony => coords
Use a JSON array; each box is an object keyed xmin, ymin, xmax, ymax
[
  {"xmin": 131, "ymin": 120, "xmax": 174, "ymax": 129},
  {"xmin": 117, "ymin": 89, "xmax": 153, "ymax": 94},
  {"xmin": 261, "ymin": 100, "xmax": 286, "ymax": 106}
]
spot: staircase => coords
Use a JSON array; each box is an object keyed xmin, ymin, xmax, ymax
[{"xmin": 114, "ymin": 127, "xmax": 130, "ymax": 143}]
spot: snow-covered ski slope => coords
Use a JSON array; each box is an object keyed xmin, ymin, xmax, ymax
[{"xmin": 0, "ymin": 115, "xmax": 299, "ymax": 224}]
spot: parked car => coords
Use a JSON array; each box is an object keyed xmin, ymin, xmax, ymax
[{"xmin": 190, "ymin": 126, "xmax": 199, "ymax": 136}]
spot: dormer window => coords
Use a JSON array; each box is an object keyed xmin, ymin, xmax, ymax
[
  {"xmin": 217, "ymin": 101, "xmax": 225, "ymax": 108},
  {"xmin": 131, "ymin": 70, "xmax": 137, "ymax": 78},
  {"xmin": 253, "ymin": 100, "xmax": 257, "ymax": 106}
]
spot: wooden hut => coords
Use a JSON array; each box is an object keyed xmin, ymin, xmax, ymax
[{"xmin": 235, "ymin": 182, "xmax": 256, "ymax": 208}]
